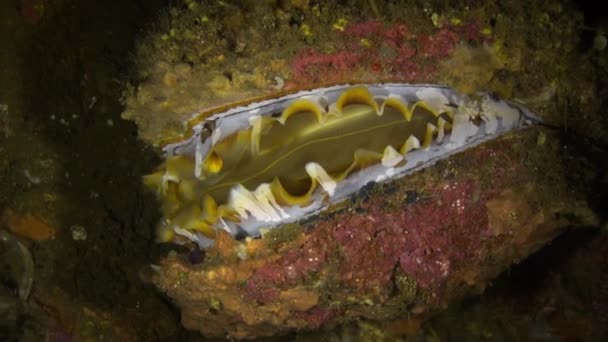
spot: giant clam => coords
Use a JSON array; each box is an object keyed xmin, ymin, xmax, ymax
[{"xmin": 144, "ymin": 84, "xmax": 538, "ymax": 247}]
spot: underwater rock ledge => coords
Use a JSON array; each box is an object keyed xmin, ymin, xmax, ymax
[{"xmin": 152, "ymin": 127, "xmax": 597, "ymax": 339}]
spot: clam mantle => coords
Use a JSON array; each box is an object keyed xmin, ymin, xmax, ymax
[{"xmin": 144, "ymin": 84, "xmax": 538, "ymax": 246}]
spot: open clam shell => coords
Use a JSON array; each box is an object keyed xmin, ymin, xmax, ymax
[{"xmin": 144, "ymin": 84, "xmax": 540, "ymax": 247}]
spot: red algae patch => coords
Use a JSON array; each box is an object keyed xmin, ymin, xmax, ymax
[
  {"xmin": 388, "ymin": 180, "xmax": 486, "ymax": 296},
  {"xmin": 291, "ymin": 21, "xmax": 488, "ymax": 85},
  {"xmin": 245, "ymin": 178, "xmax": 488, "ymax": 301},
  {"xmin": 242, "ymin": 179, "xmax": 490, "ymax": 305},
  {"xmin": 244, "ymin": 233, "xmax": 330, "ymax": 303}
]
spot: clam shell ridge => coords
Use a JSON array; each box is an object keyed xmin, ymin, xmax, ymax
[{"xmin": 144, "ymin": 84, "xmax": 540, "ymax": 247}]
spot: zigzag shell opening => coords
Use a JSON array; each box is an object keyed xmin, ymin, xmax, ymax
[{"xmin": 144, "ymin": 84, "xmax": 538, "ymax": 247}]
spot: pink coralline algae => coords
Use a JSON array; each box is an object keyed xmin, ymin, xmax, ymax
[
  {"xmin": 291, "ymin": 50, "xmax": 362, "ymax": 84},
  {"xmin": 291, "ymin": 21, "xmax": 487, "ymax": 84},
  {"xmin": 396, "ymin": 180, "xmax": 487, "ymax": 294},
  {"xmin": 293, "ymin": 307, "xmax": 337, "ymax": 329},
  {"xmin": 244, "ymin": 235, "xmax": 330, "ymax": 303},
  {"xmin": 244, "ymin": 178, "xmax": 490, "ymax": 303},
  {"xmin": 330, "ymin": 179, "xmax": 488, "ymax": 298}
]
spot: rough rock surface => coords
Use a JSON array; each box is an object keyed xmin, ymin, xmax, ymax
[{"xmin": 123, "ymin": 1, "xmax": 596, "ymax": 148}]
